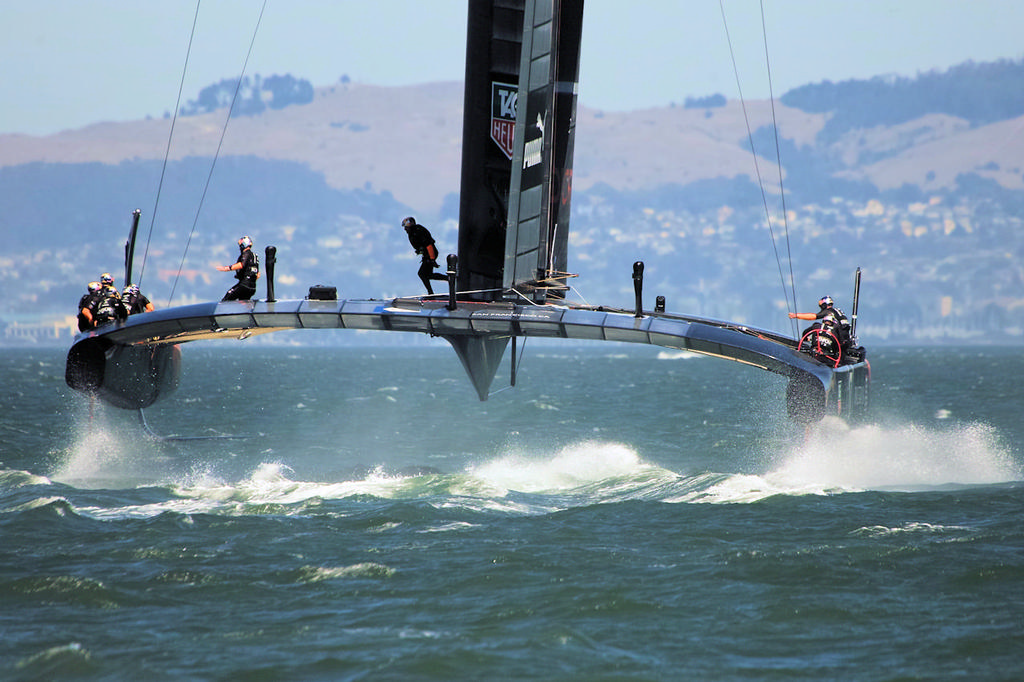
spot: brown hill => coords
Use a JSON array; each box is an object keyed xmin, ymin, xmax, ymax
[{"xmin": 2, "ymin": 80, "xmax": 1023, "ymax": 212}]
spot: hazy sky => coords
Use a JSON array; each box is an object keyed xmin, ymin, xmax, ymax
[{"xmin": 3, "ymin": 0, "xmax": 1022, "ymax": 135}]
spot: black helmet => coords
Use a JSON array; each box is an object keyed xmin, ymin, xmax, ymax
[
  {"xmin": 818, "ymin": 295, "xmax": 834, "ymax": 309},
  {"xmin": 402, "ymin": 217, "xmax": 416, "ymax": 229}
]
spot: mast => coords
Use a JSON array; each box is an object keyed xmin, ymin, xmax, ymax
[
  {"xmin": 124, "ymin": 209, "xmax": 141, "ymax": 286},
  {"xmin": 850, "ymin": 267, "xmax": 862, "ymax": 341}
]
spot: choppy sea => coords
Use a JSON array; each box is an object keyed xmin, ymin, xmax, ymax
[{"xmin": 2, "ymin": 342, "xmax": 1022, "ymax": 680}]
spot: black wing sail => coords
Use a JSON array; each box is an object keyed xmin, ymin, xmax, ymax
[
  {"xmin": 503, "ymin": 0, "xmax": 583, "ymax": 303},
  {"xmin": 456, "ymin": 0, "xmax": 526, "ymax": 302},
  {"xmin": 456, "ymin": 0, "xmax": 583, "ymax": 303}
]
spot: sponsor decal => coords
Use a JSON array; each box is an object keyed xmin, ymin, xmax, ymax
[
  {"xmin": 523, "ymin": 112, "xmax": 545, "ymax": 169},
  {"xmin": 490, "ymin": 82, "xmax": 517, "ymax": 159}
]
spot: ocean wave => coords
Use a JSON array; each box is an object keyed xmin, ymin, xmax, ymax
[
  {"xmin": 3, "ymin": 575, "xmax": 120, "ymax": 609},
  {"xmin": 293, "ymin": 563, "xmax": 396, "ymax": 583},
  {"xmin": 33, "ymin": 419, "xmax": 1024, "ymax": 521},
  {"xmin": 851, "ymin": 522, "xmax": 974, "ymax": 538},
  {"xmin": 3, "ymin": 495, "xmax": 74, "ymax": 515},
  {"xmin": 13, "ymin": 642, "xmax": 96, "ymax": 679},
  {"xmin": 0, "ymin": 468, "xmax": 52, "ymax": 490}
]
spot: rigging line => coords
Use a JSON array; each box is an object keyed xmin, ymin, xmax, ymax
[
  {"xmin": 167, "ymin": 0, "xmax": 268, "ymax": 307},
  {"xmin": 137, "ymin": 0, "xmax": 202, "ymax": 289},
  {"xmin": 758, "ymin": 0, "xmax": 800, "ymax": 338},
  {"xmin": 718, "ymin": 0, "xmax": 794, "ymax": 333},
  {"xmin": 511, "ymin": 333, "xmax": 528, "ymax": 386},
  {"xmin": 508, "ymin": 288, "xmax": 544, "ymax": 305},
  {"xmin": 567, "ymin": 284, "xmax": 591, "ymax": 307},
  {"xmin": 487, "ymin": 336, "xmax": 527, "ymax": 398}
]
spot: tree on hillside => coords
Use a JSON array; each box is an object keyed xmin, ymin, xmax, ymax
[
  {"xmin": 181, "ymin": 74, "xmax": 314, "ymax": 117},
  {"xmin": 684, "ymin": 94, "xmax": 726, "ymax": 109},
  {"xmin": 781, "ymin": 58, "xmax": 1024, "ymax": 143}
]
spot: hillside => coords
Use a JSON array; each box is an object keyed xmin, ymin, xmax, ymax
[
  {"xmin": 4, "ymin": 77, "xmax": 1024, "ymax": 213},
  {"xmin": 4, "ymin": 65, "xmax": 1024, "ymax": 345}
]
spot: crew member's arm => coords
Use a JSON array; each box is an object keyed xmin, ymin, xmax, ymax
[
  {"xmin": 217, "ymin": 261, "xmax": 241, "ymax": 272},
  {"xmin": 789, "ymin": 312, "xmax": 817, "ymax": 320}
]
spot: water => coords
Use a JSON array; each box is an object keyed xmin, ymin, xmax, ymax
[{"xmin": 2, "ymin": 342, "xmax": 1023, "ymax": 680}]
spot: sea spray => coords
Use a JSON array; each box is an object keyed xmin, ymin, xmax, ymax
[
  {"xmin": 773, "ymin": 417, "xmax": 1021, "ymax": 490},
  {"xmin": 467, "ymin": 441, "xmax": 647, "ymax": 493}
]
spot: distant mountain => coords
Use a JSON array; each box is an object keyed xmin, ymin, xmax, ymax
[
  {"xmin": 4, "ymin": 61, "xmax": 1024, "ymax": 344},
  {"xmin": 4, "ymin": 60, "xmax": 1024, "ymax": 213}
]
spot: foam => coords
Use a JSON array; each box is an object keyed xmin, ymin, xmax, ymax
[{"xmin": 771, "ymin": 417, "xmax": 1022, "ymax": 491}]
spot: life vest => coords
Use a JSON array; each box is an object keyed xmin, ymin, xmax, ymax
[
  {"xmin": 237, "ymin": 250, "xmax": 259, "ymax": 286},
  {"xmin": 821, "ymin": 307, "xmax": 851, "ymax": 347},
  {"xmin": 93, "ymin": 292, "xmax": 125, "ymax": 325}
]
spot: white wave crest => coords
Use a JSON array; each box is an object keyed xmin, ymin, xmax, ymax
[
  {"xmin": 295, "ymin": 563, "xmax": 395, "ymax": 583},
  {"xmin": 852, "ymin": 522, "xmax": 973, "ymax": 538},
  {"xmin": 466, "ymin": 441, "xmax": 651, "ymax": 494},
  {"xmin": 0, "ymin": 468, "xmax": 52, "ymax": 489},
  {"xmin": 771, "ymin": 417, "xmax": 1021, "ymax": 491}
]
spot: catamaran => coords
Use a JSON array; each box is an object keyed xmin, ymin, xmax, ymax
[{"xmin": 65, "ymin": 0, "xmax": 870, "ymax": 425}]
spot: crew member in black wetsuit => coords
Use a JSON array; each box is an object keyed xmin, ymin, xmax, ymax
[
  {"xmin": 88, "ymin": 273, "xmax": 128, "ymax": 328},
  {"xmin": 122, "ymin": 284, "xmax": 154, "ymax": 314},
  {"xmin": 402, "ymin": 216, "xmax": 447, "ymax": 295},
  {"xmin": 217, "ymin": 236, "xmax": 260, "ymax": 301},
  {"xmin": 77, "ymin": 281, "xmax": 103, "ymax": 331},
  {"xmin": 790, "ymin": 294, "xmax": 851, "ymax": 349}
]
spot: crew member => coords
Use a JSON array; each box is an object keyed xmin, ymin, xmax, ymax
[
  {"xmin": 790, "ymin": 295, "xmax": 851, "ymax": 348},
  {"xmin": 77, "ymin": 281, "xmax": 103, "ymax": 331},
  {"xmin": 402, "ymin": 216, "xmax": 447, "ymax": 295},
  {"xmin": 217, "ymin": 236, "xmax": 260, "ymax": 301},
  {"xmin": 122, "ymin": 283, "xmax": 154, "ymax": 314},
  {"xmin": 89, "ymin": 276, "xmax": 128, "ymax": 327},
  {"xmin": 99, "ymin": 272, "xmax": 116, "ymax": 293}
]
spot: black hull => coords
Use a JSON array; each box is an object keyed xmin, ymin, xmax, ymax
[
  {"xmin": 66, "ymin": 334, "xmax": 181, "ymax": 410},
  {"xmin": 65, "ymin": 298, "xmax": 868, "ymax": 424}
]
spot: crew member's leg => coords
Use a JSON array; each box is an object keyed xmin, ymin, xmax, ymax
[
  {"xmin": 222, "ymin": 284, "xmax": 256, "ymax": 301},
  {"xmin": 418, "ymin": 259, "xmax": 436, "ymax": 295}
]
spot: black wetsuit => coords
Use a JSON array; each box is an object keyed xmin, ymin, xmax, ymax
[
  {"xmin": 222, "ymin": 248, "xmax": 259, "ymax": 301},
  {"xmin": 818, "ymin": 306, "xmax": 851, "ymax": 348},
  {"xmin": 77, "ymin": 291, "xmax": 102, "ymax": 331},
  {"xmin": 803, "ymin": 305, "xmax": 851, "ymax": 354},
  {"xmin": 404, "ymin": 222, "xmax": 446, "ymax": 294},
  {"xmin": 123, "ymin": 290, "xmax": 152, "ymax": 315},
  {"xmin": 90, "ymin": 289, "xmax": 128, "ymax": 327}
]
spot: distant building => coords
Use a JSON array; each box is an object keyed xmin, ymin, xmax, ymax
[{"xmin": 1, "ymin": 315, "xmax": 77, "ymax": 346}]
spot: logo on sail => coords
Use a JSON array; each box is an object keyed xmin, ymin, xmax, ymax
[
  {"xmin": 523, "ymin": 112, "xmax": 544, "ymax": 169},
  {"xmin": 490, "ymin": 82, "xmax": 517, "ymax": 160}
]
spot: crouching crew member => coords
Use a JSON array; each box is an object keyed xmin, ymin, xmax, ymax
[
  {"xmin": 217, "ymin": 236, "xmax": 260, "ymax": 301},
  {"xmin": 77, "ymin": 281, "xmax": 103, "ymax": 331},
  {"xmin": 122, "ymin": 284, "xmax": 154, "ymax": 314},
  {"xmin": 88, "ymin": 273, "xmax": 128, "ymax": 327}
]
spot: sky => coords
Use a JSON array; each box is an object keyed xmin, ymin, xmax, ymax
[{"xmin": 2, "ymin": 0, "xmax": 1023, "ymax": 136}]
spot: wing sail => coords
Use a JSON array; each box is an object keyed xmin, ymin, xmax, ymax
[{"xmin": 503, "ymin": 0, "xmax": 583, "ymax": 302}]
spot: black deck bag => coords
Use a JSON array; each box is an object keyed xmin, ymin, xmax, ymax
[{"xmin": 306, "ymin": 285, "xmax": 337, "ymax": 300}]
